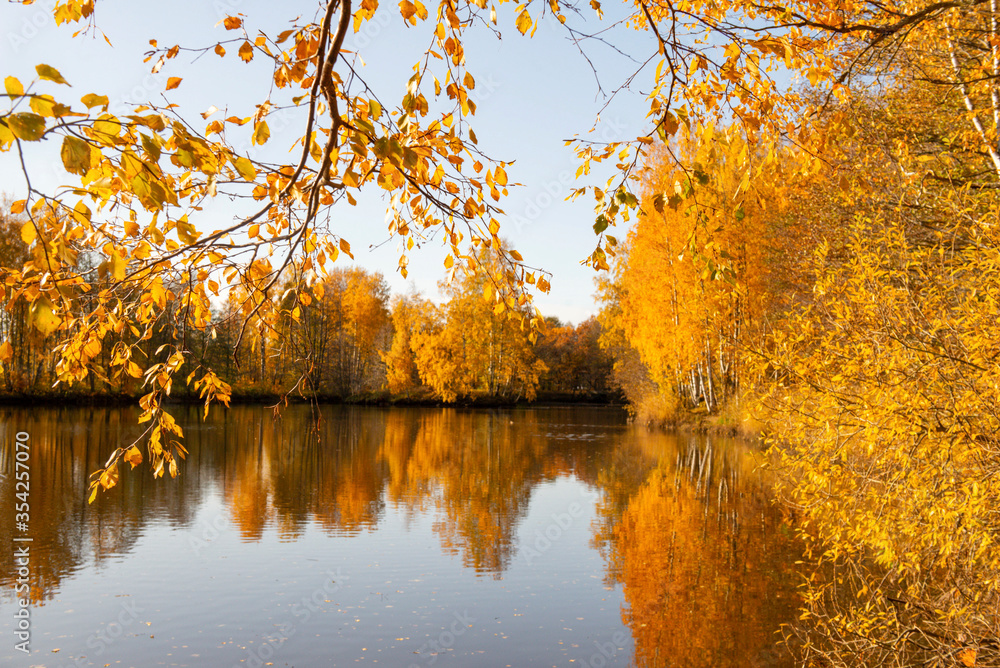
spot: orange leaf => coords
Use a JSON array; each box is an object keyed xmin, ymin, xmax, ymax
[
  {"xmin": 124, "ymin": 447, "xmax": 143, "ymax": 470},
  {"xmin": 238, "ymin": 41, "xmax": 254, "ymax": 62}
]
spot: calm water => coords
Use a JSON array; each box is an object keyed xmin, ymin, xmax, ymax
[{"xmin": 0, "ymin": 405, "xmax": 802, "ymax": 667}]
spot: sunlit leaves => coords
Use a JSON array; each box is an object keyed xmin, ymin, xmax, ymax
[
  {"xmin": 398, "ymin": 0, "xmax": 428, "ymax": 24},
  {"xmin": 99, "ymin": 463, "xmax": 119, "ymax": 490},
  {"xmin": 233, "ymin": 155, "xmax": 256, "ymax": 181},
  {"xmin": 60, "ymin": 135, "xmax": 91, "ymax": 175},
  {"xmin": 339, "ymin": 238, "xmax": 353, "ymax": 259},
  {"xmin": 407, "ymin": 245, "xmax": 546, "ymax": 402},
  {"xmin": 3, "ymin": 0, "xmax": 548, "ymax": 500},
  {"xmin": 7, "ymin": 113, "xmax": 46, "ymax": 140},
  {"xmin": 35, "ymin": 64, "xmax": 68, "ymax": 85},
  {"xmin": 123, "ymin": 446, "xmax": 143, "ymax": 470},
  {"xmin": 80, "ymin": 92, "xmax": 108, "ymax": 109},
  {"xmin": 238, "ymin": 40, "xmax": 254, "ymax": 62},
  {"xmin": 4, "ymin": 76, "xmax": 24, "ymax": 97},
  {"xmin": 18, "ymin": 223, "xmax": 36, "ymax": 250},
  {"xmin": 251, "ymin": 119, "xmax": 269, "ymax": 145},
  {"xmin": 515, "ymin": 8, "xmax": 532, "ymax": 35},
  {"xmin": 28, "ymin": 296, "xmax": 61, "ymax": 337}
]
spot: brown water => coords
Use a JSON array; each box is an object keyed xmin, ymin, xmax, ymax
[{"xmin": 0, "ymin": 405, "xmax": 802, "ymax": 667}]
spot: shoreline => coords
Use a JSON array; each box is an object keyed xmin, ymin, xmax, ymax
[{"xmin": 0, "ymin": 390, "xmax": 627, "ymax": 410}]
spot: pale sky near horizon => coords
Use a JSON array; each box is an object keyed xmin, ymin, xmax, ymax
[{"xmin": 0, "ymin": 0, "xmax": 659, "ymax": 324}]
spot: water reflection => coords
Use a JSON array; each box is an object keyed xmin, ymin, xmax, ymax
[
  {"xmin": 594, "ymin": 433, "xmax": 802, "ymax": 667},
  {"xmin": 0, "ymin": 405, "xmax": 802, "ymax": 667}
]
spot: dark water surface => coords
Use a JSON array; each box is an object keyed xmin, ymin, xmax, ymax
[{"xmin": 0, "ymin": 405, "xmax": 802, "ymax": 667}]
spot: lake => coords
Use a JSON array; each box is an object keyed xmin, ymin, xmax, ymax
[{"xmin": 0, "ymin": 405, "xmax": 802, "ymax": 667}]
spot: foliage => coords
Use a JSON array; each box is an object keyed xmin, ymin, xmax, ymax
[
  {"xmin": 597, "ymin": 131, "xmax": 796, "ymax": 422},
  {"xmin": 382, "ymin": 293, "xmax": 425, "ymax": 396},
  {"xmin": 587, "ymin": 0, "xmax": 1000, "ymax": 659},
  {"xmin": 407, "ymin": 245, "xmax": 547, "ymax": 402},
  {"xmin": 534, "ymin": 316, "xmax": 613, "ymax": 394},
  {"xmin": 6, "ymin": 3, "xmax": 1000, "ymax": 660},
  {"xmin": 2, "ymin": 0, "xmax": 545, "ymax": 498},
  {"xmin": 280, "ymin": 267, "xmax": 392, "ymax": 397},
  {"xmin": 754, "ymin": 112, "xmax": 1000, "ymax": 664}
]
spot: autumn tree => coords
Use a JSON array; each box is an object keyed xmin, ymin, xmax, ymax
[
  {"xmin": 535, "ymin": 316, "xmax": 613, "ymax": 394},
  {"xmin": 277, "ymin": 267, "xmax": 391, "ymax": 396},
  {"xmin": 745, "ymin": 64, "xmax": 1000, "ymax": 664},
  {"xmin": 1, "ymin": 0, "xmax": 550, "ymax": 497},
  {"xmin": 410, "ymin": 244, "xmax": 547, "ymax": 402},
  {"xmin": 3, "ymin": 0, "xmax": 997, "ymax": 509},
  {"xmin": 597, "ymin": 131, "xmax": 796, "ymax": 422},
  {"xmin": 0, "ymin": 204, "xmax": 36, "ymax": 391},
  {"xmin": 382, "ymin": 292, "xmax": 427, "ymax": 397}
]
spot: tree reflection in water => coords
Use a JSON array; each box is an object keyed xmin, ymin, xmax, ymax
[{"xmin": 0, "ymin": 405, "xmax": 803, "ymax": 667}]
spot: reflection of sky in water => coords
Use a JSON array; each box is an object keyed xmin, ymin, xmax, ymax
[{"xmin": 0, "ymin": 405, "xmax": 801, "ymax": 667}]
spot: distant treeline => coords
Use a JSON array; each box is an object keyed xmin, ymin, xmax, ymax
[{"xmin": 0, "ymin": 223, "xmax": 613, "ymax": 403}]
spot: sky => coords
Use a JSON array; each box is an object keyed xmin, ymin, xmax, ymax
[{"xmin": 0, "ymin": 0, "xmax": 660, "ymax": 324}]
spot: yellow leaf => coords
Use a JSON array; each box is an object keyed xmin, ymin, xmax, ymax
[
  {"xmin": 4, "ymin": 76, "xmax": 24, "ymax": 97},
  {"xmin": 0, "ymin": 341, "xmax": 12, "ymax": 363},
  {"xmin": 124, "ymin": 446, "xmax": 143, "ymax": 470},
  {"xmin": 166, "ymin": 77, "xmax": 182, "ymax": 90},
  {"xmin": 223, "ymin": 16, "xmax": 243, "ymax": 30},
  {"xmin": 399, "ymin": 0, "xmax": 417, "ymax": 21},
  {"xmin": 489, "ymin": 219, "xmax": 500, "ymax": 236},
  {"xmin": 80, "ymin": 93, "xmax": 109, "ymax": 109},
  {"xmin": 509, "ymin": 249, "xmax": 523, "ymax": 261},
  {"xmin": 214, "ymin": 44, "xmax": 226, "ymax": 57},
  {"xmin": 177, "ymin": 217, "xmax": 199, "ymax": 245},
  {"xmin": 494, "ymin": 166, "xmax": 508, "ymax": 187},
  {"xmin": 99, "ymin": 463, "xmax": 119, "ymax": 490},
  {"xmin": 234, "ymin": 156, "xmax": 257, "ymax": 181},
  {"xmin": 252, "ymin": 120, "xmax": 269, "ymax": 145},
  {"xmin": 35, "ymin": 63, "xmax": 68, "ymax": 85},
  {"xmin": 339, "ymin": 238, "xmax": 354, "ymax": 259},
  {"xmin": 8, "ymin": 113, "xmax": 46, "ymax": 141},
  {"xmin": 515, "ymin": 9, "xmax": 531, "ymax": 35},
  {"xmin": 20, "ymin": 222, "xmax": 36, "ymax": 245},
  {"xmin": 444, "ymin": 254, "xmax": 454, "ymax": 268},
  {"xmin": 83, "ymin": 338, "xmax": 101, "ymax": 359},
  {"xmin": 28, "ymin": 296, "xmax": 60, "ymax": 336},
  {"xmin": 61, "ymin": 135, "xmax": 92, "ymax": 175}
]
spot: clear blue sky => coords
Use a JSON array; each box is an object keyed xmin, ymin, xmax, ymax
[{"xmin": 1, "ymin": 0, "xmax": 658, "ymax": 324}]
